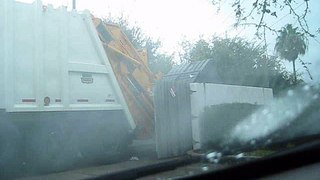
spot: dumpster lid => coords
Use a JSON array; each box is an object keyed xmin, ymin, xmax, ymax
[
  {"xmin": 163, "ymin": 59, "xmax": 270, "ymax": 87},
  {"xmin": 163, "ymin": 59, "xmax": 222, "ymax": 83}
]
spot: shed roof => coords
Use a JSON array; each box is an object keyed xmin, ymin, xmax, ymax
[
  {"xmin": 163, "ymin": 59, "xmax": 223, "ymax": 83},
  {"xmin": 163, "ymin": 59, "xmax": 270, "ymax": 87}
]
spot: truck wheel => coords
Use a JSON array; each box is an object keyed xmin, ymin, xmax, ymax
[
  {"xmin": 26, "ymin": 121, "xmax": 76, "ymax": 173},
  {"xmin": 103, "ymin": 124, "xmax": 131, "ymax": 162},
  {"xmin": 115, "ymin": 131, "xmax": 131, "ymax": 159},
  {"xmin": 0, "ymin": 120, "xmax": 21, "ymax": 177}
]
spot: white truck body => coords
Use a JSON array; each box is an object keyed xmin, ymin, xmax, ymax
[{"xmin": 0, "ymin": 0, "xmax": 134, "ymax": 128}]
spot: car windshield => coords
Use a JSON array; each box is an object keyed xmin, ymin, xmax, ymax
[{"xmin": 1, "ymin": 0, "xmax": 320, "ymax": 179}]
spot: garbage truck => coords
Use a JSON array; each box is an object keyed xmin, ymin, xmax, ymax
[
  {"xmin": 0, "ymin": 0, "xmax": 154, "ymax": 175},
  {"xmin": 92, "ymin": 17, "xmax": 157, "ymax": 139}
]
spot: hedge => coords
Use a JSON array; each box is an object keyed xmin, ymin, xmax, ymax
[{"xmin": 200, "ymin": 103, "xmax": 261, "ymax": 150}]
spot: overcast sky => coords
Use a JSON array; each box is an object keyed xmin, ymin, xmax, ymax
[{"xmin": 18, "ymin": 0, "xmax": 320, "ymax": 82}]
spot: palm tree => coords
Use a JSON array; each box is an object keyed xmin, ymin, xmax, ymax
[{"xmin": 274, "ymin": 24, "xmax": 307, "ymax": 83}]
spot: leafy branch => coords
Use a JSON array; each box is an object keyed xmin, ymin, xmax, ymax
[
  {"xmin": 215, "ymin": 0, "xmax": 315, "ymax": 39},
  {"xmin": 298, "ymin": 58, "xmax": 313, "ymax": 80},
  {"xmin": 285, "ymin": 0, "xmax": 314, "ymax": 37}
]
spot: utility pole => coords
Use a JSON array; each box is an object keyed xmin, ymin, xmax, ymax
[{"xmin": 72, "ymin": 0, "xmax": 76, "ymax": 10}]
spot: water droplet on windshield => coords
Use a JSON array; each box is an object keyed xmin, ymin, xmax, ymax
[
  {"xmin": 250, "ymin": 139, "xmax": 256, "ymax": 145},
  {"xmin": 217, "ymin": 152, "xmax": 222, "ymax": 158},
  {"xmin": 267, "ymin": 113, "xmax": 273, "ymax": 119},
  {"xmin": 206, "ymin": 151, "xmax": 222, "ymax": 163},
  {"xmin": 287, "ymin": 90, "xmax": 294, "ymax": 96},
  {"xmin": 267, "ymin": 139, "xmax": 272, "ymax": 144},
  {"xmin": 303, "ymin": 85, "xmax": 310, "ymax": 91},
  {"xmin": 206, "ymin": 152, "xmax": 217, "ymax": 159},
  {"xmin": 235, "ymin": 153, "xmax": 244, "ymax": 159},
  {"xmin": 284, "ymin": 110, "xmax": 294, "ymax": 118},
  {"xmin": 263, "ymin": 127, "xmax": 269, "ymax": 135},
  {"xmin": 202, "ymin": 166, "xmax": 209, "ymax": 171},
  {"xmin": 262, "ymin": 109, "xmax": 269, "ymax": 115},
  {"xmin": 244, "ymin": 125, "xmax": 249, "ymax": 131},
  {"xmin": 313, "ymin": 94, "xmax": 319, "ymax": 100}
]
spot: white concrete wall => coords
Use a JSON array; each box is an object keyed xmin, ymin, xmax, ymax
[{"xmin": 190, "ymin": 83, "xmax": 273, "ymax": 150}]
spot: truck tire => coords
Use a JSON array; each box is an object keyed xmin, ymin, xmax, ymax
[
  {"xmin": 26, "ymin": 121, "xmax": 76, "ymax": 173},
  {"xmin": 0, "ymin": 119, "xmax": 21, "ymax": 177},
  {"xmin": 74, "ymin": 119, "xmax": 130, "ymax": 165}
]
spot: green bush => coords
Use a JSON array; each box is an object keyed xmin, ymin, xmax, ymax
[{"xmin": 200, "ymin": 103, "xmax": 261, "ymax": 149}]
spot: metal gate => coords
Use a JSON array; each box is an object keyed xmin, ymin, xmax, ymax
[{"xmin": 154, "ymin": 80, "xmax": 193, "ymax": 158}]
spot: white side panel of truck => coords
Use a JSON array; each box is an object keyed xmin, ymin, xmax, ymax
[{"xmin": 0, "ymin": 0, "xmax": 135, "ymax": 129}]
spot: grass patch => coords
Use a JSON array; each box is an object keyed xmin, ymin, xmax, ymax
[{"xmin": 245, "ymin": 149, "xmax": 276, "ymax": 157}]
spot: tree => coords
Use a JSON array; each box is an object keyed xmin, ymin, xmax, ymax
[
  {"xmin": 274, "ymin": 24, "xmax": 307, "ymax": 83},
  {"xmin": 104, "ymin": 16, "xmax": 174, "ymax": 74},
  {"xmin": 210, "ymin": 1, "xmax": 315, "ymax": 82},
  {"xmin": 149, "ymin": 53, "xmax": 174, "ymax": 74},
  {"xmin": 180, "ymin": 36, "xmax": 300, "ymax": 94},
  {"xmin": 212, "ymin": 0, "xmax": 316, "ymax": 38}
]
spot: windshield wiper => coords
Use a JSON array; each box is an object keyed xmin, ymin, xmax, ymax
[
  {"xmin": 187, "ymin": 139, "xmax": 320, "ymax": 179},
  {"xmin": 89, "ymin": 156, "xmax": 196, "ymax": 180}
]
